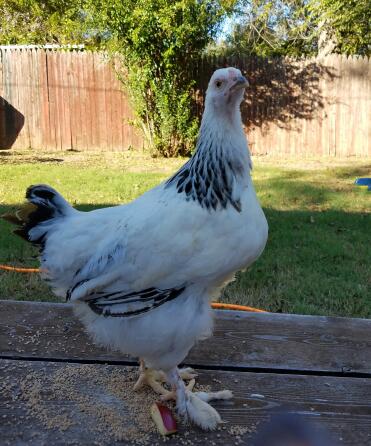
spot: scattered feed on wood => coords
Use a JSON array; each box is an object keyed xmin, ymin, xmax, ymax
[{"xmin": 0, "ymin": 361, "xmax": 257, "ymax": 445}]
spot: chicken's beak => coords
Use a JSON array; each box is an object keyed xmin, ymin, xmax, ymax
[{"xmin": 230, "ymin": 76, "xmax": 249, "ymax": 92}]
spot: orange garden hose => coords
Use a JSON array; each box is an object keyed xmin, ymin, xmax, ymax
[
  {"xmin": 0, "ymin": 264, "xmax": 42, "ymax": 273},
  {"xmin": 0, "ymin": 264, "xmax": 267, "ymax": 312},
  {"xmin": 211, "ymin": 302, "xmax": 266, "ymax": 313}
]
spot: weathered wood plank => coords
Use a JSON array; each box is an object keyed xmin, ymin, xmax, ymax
[
  {"xmin": 82, "ymin": 51, "xmax": 93, "ymax": 151},
  {"xmin": 1, "ymin": 300, "xmax": 370, "ymax": 375},
  {"xmin": 104, "ymin": 58, "xmax": 113, "ymax": 151},
  {"xmin": 10, "ymin": 48, "xmax": 29, "ymax": 149},
  {"xmin": 89, "ymin": 51, "xmax": 99, "ymax": 150},
  {"xmin": 0, "ymin": 49, "xmax": 5, "ymax": 144},
  {"xmin": 58, "ymin": 50, "xmax": 72, "ymax": 151},
  {"xmin": 73, "ymin": 51, "xmax": 85, "ymax": 151},
  {"xmin": 1, "ymin": 358, "xmax": 370, "ymax": 445},
  {"xmin": 93, "ymin": 52, "xmax": 107, "ymax": 151},
  {"xmin": 46, "ymin": 50, "xmax": 59, "ymax": 150}
]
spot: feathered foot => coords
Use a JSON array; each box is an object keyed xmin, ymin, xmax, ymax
[
  {"xmin": 166, "ymin": 368, "xmax": 233, "ymax": 431},
  {"xmin": 133, "ymin": 360, "xmax": 196, "ymax": 399}
]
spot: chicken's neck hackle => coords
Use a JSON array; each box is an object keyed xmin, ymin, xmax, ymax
[{"xmin": 166, "ymin": 103, "xmax": 251, "ymax": 212}]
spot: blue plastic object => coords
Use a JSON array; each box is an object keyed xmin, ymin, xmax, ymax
[{"xmin": 354, "ymin": 178, "xmax": 371, "ymax": 191}]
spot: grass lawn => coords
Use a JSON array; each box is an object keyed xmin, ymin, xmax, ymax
[{"xmin": 0, "ymin": 149, "xmax": 370, "ymax": 318}]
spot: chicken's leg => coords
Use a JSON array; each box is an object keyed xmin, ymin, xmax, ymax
[{"xmin": 166, "ymin": 367, "xmax": 232, "ymax": 430}]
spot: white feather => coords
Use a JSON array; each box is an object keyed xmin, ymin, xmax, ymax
[{"xmin": 183, "ymin": 391, "xmax": 222, "ymax": 430}]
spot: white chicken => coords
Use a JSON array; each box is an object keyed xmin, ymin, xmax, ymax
[{"xmin": 3, "ymin": 67, "xmax": 268, "ymax": 430}]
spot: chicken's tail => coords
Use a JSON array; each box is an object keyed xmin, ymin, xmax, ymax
[{"xmin": 2, "ymin": 184, "xmax": 75, "ymax": 246}]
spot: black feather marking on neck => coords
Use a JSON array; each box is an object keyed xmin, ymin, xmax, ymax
[{"xmin": 166, "ymin": 138, "xmax": 243, "ymax": 212}]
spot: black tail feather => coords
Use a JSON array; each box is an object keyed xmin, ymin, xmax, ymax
[
  {"xmin": 14, "ymin": 202, "xmax": 55, "ymax": 243},
  {"xmin": 2, "ymin": 184, "xmax": 72, "ymax": 245}
]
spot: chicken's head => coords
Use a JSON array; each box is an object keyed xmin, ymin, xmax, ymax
[{"xmin": 205, "ymin": 67, "xmax": 248, "ymax": 113}]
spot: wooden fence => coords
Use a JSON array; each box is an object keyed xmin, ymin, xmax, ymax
[
  {"xmin": 0, "ymin": 47, "xmax": 370, "ymax": 156},
  {"xmin": 0, "ymin": 48, "xmax": 142, "ymax": 152}
]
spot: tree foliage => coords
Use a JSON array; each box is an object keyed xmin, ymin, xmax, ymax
[
  {"xmin": 309, "ymin": 0, "xmax": 370, "ymax": 56},
  {"xmin": 84, "ymin": 0, "xmax": 234, "ymax": 156},
  {"xmin": 223, "ymin": 1, "xmax": 317, "ymax": 57},
  {"xmin": 0, "ymin": 0, "xmax": 90, "ymax": 45},
  {"xmin": 220, "ymin": 0, "xmax": 370, "ymax": 57}
]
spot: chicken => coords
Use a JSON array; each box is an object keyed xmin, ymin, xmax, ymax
[{"xmin": 2, "ymin": 67, "xmax": 268, "ymax": 430}]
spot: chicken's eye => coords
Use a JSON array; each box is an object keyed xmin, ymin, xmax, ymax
[{"xmin": 215, "ymin": 80, "xmax": 223, "ymax": 88}]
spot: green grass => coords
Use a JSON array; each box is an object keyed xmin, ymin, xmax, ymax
[{"xmin": 1, "ymin": 149, "xmax": 370, "ymax": 318}]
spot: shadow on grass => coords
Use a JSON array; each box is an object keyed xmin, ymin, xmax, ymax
[
  {"xmin": 332, "ymin": 165, "xmax": 371, "ymax": 180},
  {"xmin": 0, "ymin": 154, "xmax": 65, "ymax": 165},
  {"xmin": 255, "ymin": 177, "xmax": 332, "ymax": 208},
  {"xmin": 224, "ymin": 207, "xmax": 370, "ymax": 318},
  {"xmin": 0, "ymin": 202, "xmax": 370, "ymax": 317},
  {"xmin": 28, "ymin": 157, "xmax": 65, "ymax": 164}
]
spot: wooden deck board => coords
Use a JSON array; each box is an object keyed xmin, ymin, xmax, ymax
[
  {"xmin": 1, "ymin": 300, "xmax": 370, "ymax": 445},
  {"xmin": 1, "ymin": 358, "xmax": 371, "ymax": 446},
  {"xmin": 0, "ymin": 300, "xmax": 370, "ymax": 375}
]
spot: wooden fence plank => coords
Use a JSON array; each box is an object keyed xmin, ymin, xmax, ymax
[
  {"xmin": 43, "ymin": 50, "xmax": 53, "ymax": 151},
  {"xmin": 1, "ymin": 358, "xmax": 370, "ymax": 445},
  {"xmin": 12, "ymin": 49, "xmax": 29, "ymax": 149},
  {"xmin": 46, "ymin": 50, "xmax": 58, "ymax": 150},
  {"xmin": 0, "ymin": 49, "xmax": 4, "ymax": 144},
  {"xmin": 104, "ymin": 59, "xmax": 113, "ymax": 151},
  {"xmin": 76, "ymin": 51, "xmax": 86, "ymax": 150},
  {"xmin": 68, "ymin": 49, "xmax": 80, "ymax": 151},
  {"xmin": 108, "ymin": 58, "xmax": 119, "ymax": 151},
  {"xmin": 94, "ymin": 52, "xmax": 107, "ymax": 151},
  {"xmin": 58, "ymin": 50, "xmax": 70, "ymax": 151},
  {"xmin": 37, "ymin": 50, "xmax": 50, "ymax": 151},
  {"xmin": 88, "ymin": 51, "xmax": 98, "ymax": 150},
  {"xmin": 32, "ymin": 49, "xmax": 43, "ymax": 150},
  {"xmin": 1, "ymin": 300, "xmax": 370, "ymax": 375},
  {"xmin": 82, "ymin": 51, "xmax": 93, "ymax": 151},
  {"xmin": 23, "ymin": 49, "xmax": 33, "ymax": 148},
  {"xmin": 112, "ymin": 60, "xmax": 126, "ymax": 151},
  {"xmin": 58, "ymin": 50, "xmax": 69, "ymax": 151},
  {"xmin": 64, "ymin": 50, "xmax": 73, "ymax": 150},
  {"xmin": 6, "ymin": 49, "xmax": 18, "ymax": 145},
  {"xmin": 52, "ymin": 50, "xmax": 63, "ymax": 151},
  {"xmin": 28, "ymin": 49, "xmax": 37, "ymax": 149}
]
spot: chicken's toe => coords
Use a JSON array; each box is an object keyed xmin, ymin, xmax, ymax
[
  {"xmin": 195, "ymin": 389, "xmax": 233, "ymax": 402},
  {"xmin": 134, "ymin": 362, "xmax": 172, "ymax": 398},
  {"xmin": 160, "ymin": 378, "xmax": 195, "ymax": 402}
]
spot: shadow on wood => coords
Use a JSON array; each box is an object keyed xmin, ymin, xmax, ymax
[
  {"xmin": 242, "ymin": 58, "xmax": 337, "ymax": 132},
  {"xmin": 0, "ymin": 97, "xmax": 24, "ymax": 150},
  {"xmin": 195, "ymin": 57, "xmax": 337, "ymax": 133}
]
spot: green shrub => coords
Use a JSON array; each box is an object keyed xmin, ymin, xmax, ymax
[{"xmin": 85, "ymin": 0, "xmax": 235, "ymax": 156}]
